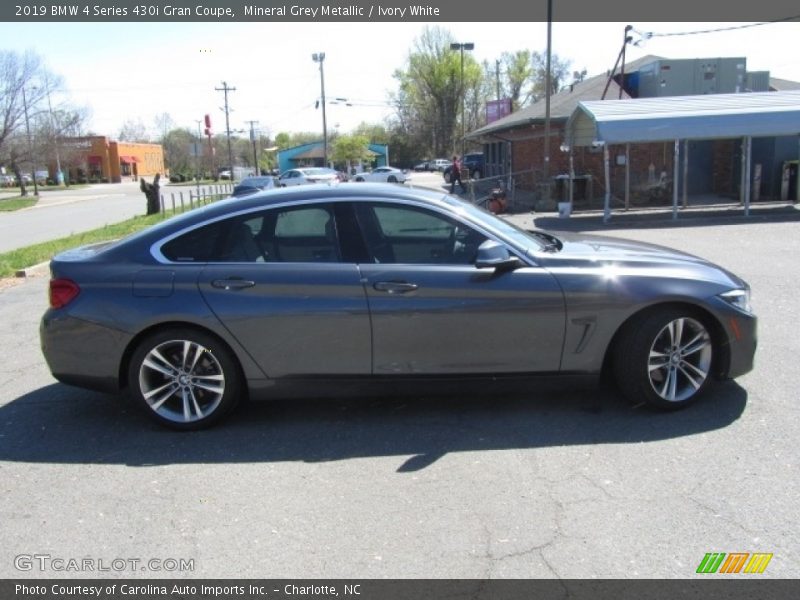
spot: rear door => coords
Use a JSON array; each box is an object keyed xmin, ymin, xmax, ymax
[{"xmin": 192, "ymin": 202, "xmax": 371, "ymax": 377}]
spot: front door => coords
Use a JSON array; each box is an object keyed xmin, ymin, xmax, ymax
[{"xmin": 354, "ymin": 202, "xmax": 565, "ymax": 375}]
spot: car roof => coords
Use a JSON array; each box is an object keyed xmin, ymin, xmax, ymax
[{"xmin": 109, "ymin": 184, "xmax": 456, "ymax": 254}]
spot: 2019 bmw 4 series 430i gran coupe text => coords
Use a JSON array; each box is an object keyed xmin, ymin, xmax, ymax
[{"xmin": 41, "ymin": 184, "xmax": 756, "ymax": 429}]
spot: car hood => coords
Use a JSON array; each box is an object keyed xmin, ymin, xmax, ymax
[{"xmin": 530, "ymin": 231, "xmax": 746, "ymax": 289}]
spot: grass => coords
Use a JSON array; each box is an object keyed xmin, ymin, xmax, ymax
[
  {"xmin": 0, "ymin": 196, "xmax": 39, "ymax": 212},
  {"xmin": 0, "ymin": 193, "xmax": 229, "ymax": 278}
]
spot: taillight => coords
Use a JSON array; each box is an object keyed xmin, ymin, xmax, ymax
[{"xmin": 49, "ymin": 278, "xmax": 80, "ymax": 309}]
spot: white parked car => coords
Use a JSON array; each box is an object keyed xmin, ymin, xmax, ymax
[
  {"xmin": 353, "ymin": 167, "xmax": 409, "ymax": 184},
  {"xmin": 278, "ymin": 168, "xmax": 339, "ymax": 187}
]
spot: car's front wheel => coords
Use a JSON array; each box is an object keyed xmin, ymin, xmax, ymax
[
  {"xmin": 614, "ymin": 308, "xmax": 714, "ymax": 409},
  {"xmin": 128, "ymin": 328, "xmax": 241, "ymax": 430},
  {"xmin": 388, "ymin": 175, "xmax": 397, "ymax": 183}
]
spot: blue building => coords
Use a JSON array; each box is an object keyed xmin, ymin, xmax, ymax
[{"xmin": 277, "ymin": 141, "xmax": 389, "ymax": 173}]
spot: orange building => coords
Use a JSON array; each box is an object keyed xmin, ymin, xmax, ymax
[{"xmin": 61, "ymin": 136, "xmax": 165, "ymax": 183}]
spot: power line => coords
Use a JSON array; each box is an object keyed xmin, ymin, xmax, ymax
[{"xmin": 633, "ymin": 16, "xmax": 800, "ymax": 42}]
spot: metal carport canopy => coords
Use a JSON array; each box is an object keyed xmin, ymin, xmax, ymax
[{"xmin": 566, "ymin": 90, "xmax": 800, "ymax": 146}]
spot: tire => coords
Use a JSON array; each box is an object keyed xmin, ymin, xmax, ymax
[
  {"xmin": 444, "ymin": 172, "xmax": 452, "ymax": 184},
  {"xmin": 613, "ymin": 308, "xmax": 714, "ymax": 410},
  {"xmin": 388, "ymin": 175, "xmax": 397, "ymax": 183},
  {"xmin": 355, "ymin": 177, "xmax": 365, "ymax": 182},
  {"xmin": 472, "ymin": 170, "xmax": 482, "ymax": 180},
  {"xmin": 128, "ymin": 328, "xmax": 241, "ymax": 430}
]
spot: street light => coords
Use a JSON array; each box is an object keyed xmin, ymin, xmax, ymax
[
  {"xmin": 450, "ymin": 42, "xmax": 474, "ymax": 157},
  {"xmin": 312, "ymin": 52, "xmax": 328, "ymax": 166}
]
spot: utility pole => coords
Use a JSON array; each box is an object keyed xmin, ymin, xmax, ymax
[
  {"xmin": 215, "ymin": 81, "xmax": 236, "ymax": 182},
  {"xmin": 495, "ymin": 59, "xmax": 501, "ymax": 101},
  {"xmin": 246, "ymin": 120, "xmax": 259, "ymax": 175},
  {"xmin": 43, "ymin": 73, "xmax": 64, "ymax": 185},
  {"xmin": 312, "ymin": 53, "xmax": 328, "ymax": 166},
  {"xmin": 544, "ymin": 0, "xmax": 552, "ymax": 181}
]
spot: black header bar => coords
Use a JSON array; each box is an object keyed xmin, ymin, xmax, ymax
[{"xmin": 3, "ymin": 0, "xmax": 800, "ymax": 22}]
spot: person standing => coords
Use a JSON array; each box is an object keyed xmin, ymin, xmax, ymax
[{"xmin": 450, "ymin": 155, "xmax": 466, "ymax": 194}]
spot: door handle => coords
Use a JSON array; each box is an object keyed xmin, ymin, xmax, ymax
[
  {"xmin": 373, "ymin": 281, "xmax": 418, "ymax": 294},
  {"xmin": 211, "ymin": 278, "xmax": 256, "ymax": 290}
]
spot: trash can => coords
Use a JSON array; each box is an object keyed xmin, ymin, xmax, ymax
[{"xmin": 558, "ymin": 201, "xmax": 572, "ymax": 218}]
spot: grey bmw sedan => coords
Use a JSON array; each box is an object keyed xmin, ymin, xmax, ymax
[{"xmin": 40, "ymin": 184, "xmax": 756, "ymax": 429}]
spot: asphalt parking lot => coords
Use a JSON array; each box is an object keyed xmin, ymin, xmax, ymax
[{"xmin": 0, "ymin": 204, "xmax": 798, "ymax": 580}]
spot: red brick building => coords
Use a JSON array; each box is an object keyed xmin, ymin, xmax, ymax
[{"xmin": 469, "ymin": 55, "xmax": 800, "ymax": 208}]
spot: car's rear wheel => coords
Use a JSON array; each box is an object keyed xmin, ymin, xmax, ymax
[
  {"xmin": 614, "ymin": 308, "xmax": 714, "ymax": 409},
  {"xmin": 355, "ymin": 177, "xmax": 365, "ymax": 182},
  {"xmin": 128, "ymin": 328, "xmax": 241, "ymax": 430}
]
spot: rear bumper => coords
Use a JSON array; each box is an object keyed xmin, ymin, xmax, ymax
[{"xmin": 40, "ymin": 311, "xmax": 128, "ymax": 394}]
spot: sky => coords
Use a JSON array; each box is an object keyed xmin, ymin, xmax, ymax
[{"xmin": 2, "ymin": 20, "xmax": 800, "ymax": 140}]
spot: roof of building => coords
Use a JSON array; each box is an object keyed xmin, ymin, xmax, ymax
[
  {"xmin": 469, "ymin": 55, "xmax": 663, "ymax": 139},
  {"xmin": 566, "ymin": 89, "xmax": 800, "ymax": 146},
  {"xmin": 769, "ymin": 77, "xmax": 800, "ymax": 91}
]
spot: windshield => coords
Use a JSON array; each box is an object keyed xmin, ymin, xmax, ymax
[{"xmin": 440, "ymin": 195, "xmax": 549, "ymax": 252}]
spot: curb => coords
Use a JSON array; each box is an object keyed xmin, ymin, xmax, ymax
[{"xmin": 14, "ymin": 261, "xmax": 50, "ymax": 279}]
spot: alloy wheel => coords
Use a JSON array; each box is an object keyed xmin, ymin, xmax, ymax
[{"xmin": 647, "ymin": 317, "xmax": 712, "ymax": 402}]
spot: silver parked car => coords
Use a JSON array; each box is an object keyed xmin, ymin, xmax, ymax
[{"xmin": 41, "ymin": 184, "xmax": 756, "ymax": 430}]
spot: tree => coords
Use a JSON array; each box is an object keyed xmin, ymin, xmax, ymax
[
  {"xmin": 0, "ymin": 51, "xmax": 47, "ymax": 195},
  {"xmin": 331, "ymin": 134, "xmax": 372, "ymax": 169},
  {"xmin": 161, "ymin": 128, "xmax": 195, "ymax": 178},
  {"xmin": 0, "ymin": 50, "xmax": 86, "ymax": 194},
  {"xmin": 153, "ymin": 112, "xmax": 175, "ymax": 143},
  {"xmin": 274, "ymin": 131, "xmax": 320, "ymax": 149},
  {"xmin": 529, "ymin": 51, "xmax": 573, "ymax": 103},
  {"xmin": 351, "ymin": 122, "xmax": 389, "ymax": 145},
  {"xmin": 118, "ymin": 118, "xmax": 149, "ymax": 142},
  {"xmin": 391, "ymin": 26, "xmax": 482, "ymax": 159},
  {"xmin": 501, "ymin": 50, "xmax": 534, "ymax": 111}
]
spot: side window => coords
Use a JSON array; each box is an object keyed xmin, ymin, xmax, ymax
[
  {"xmin": 356, "ymin": 203, "xmax": 486, "ymax": 265},
  {"xmin": 161, "ymin": 221, "xmax": 226, "ymax": 262},
  {"xmin": 160, "ymin": 204, "xmax": 341, "ymax": 263},
  {"xmin": 271, "ymin": 205, "xmax": 340, "ymax": 262}
]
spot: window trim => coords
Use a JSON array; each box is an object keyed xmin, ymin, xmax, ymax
[{"xmin": 150, "ymin": 197, "xmax": 535, "ymax": 267}]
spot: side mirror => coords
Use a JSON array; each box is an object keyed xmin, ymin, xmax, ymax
[{"xmin": 475, "ymin": 240, "xmax": 521, "ymax": 271}]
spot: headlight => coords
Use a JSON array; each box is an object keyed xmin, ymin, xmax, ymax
[{"xmin": 719, "ymin": 288, "xmax": 752, "ymax": 313}]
